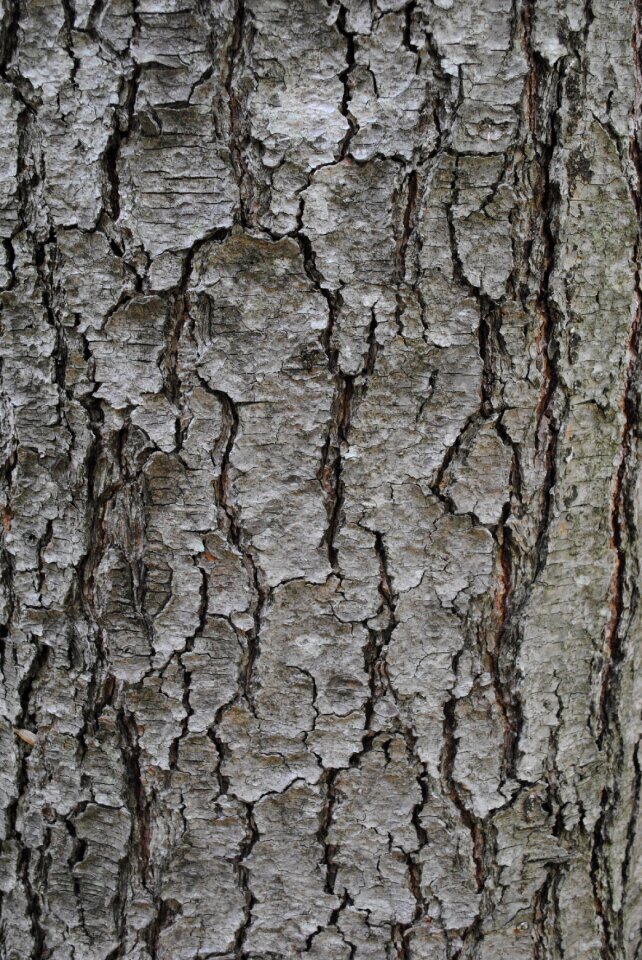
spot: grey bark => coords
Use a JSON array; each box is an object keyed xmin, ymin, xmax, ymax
[{"xmin": 0, "ymin": 0, "xmax": 641, "ymax": 958}]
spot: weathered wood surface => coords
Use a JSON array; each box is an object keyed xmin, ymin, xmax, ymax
[{"xmin": 1, "ymin": 1, "xmax": 641, "ymax": 958}]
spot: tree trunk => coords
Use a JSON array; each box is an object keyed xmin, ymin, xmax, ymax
[{"xmin": 1, "ymin": 0, "xmax": 641, "ymax": 958}]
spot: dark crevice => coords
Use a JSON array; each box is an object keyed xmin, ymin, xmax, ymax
[
  {"xmin": 334, "ymin": 5, "xmax": 358, "ymax": 159},
  {"xmin": 360, "ymin": 529, "xmax": 398, "ymax": 740},
  {"xmin": 101, "ymin": 0, "xmax": 141, "ymax": 223},
  {"xmin": 232, "ymin": 802, "xmax": 259, "ymax": 960},
  {"xmin": 396, "ymin": 168, "xmax": 418, "ymax": 297},
  {"xmin": 318, "ymin": 768, "xmax": 339, "ymax": 895},
  {"xmin": 168, "ymin": 566, "xmax": 207, "ymax": 769},
  {"xmin": 208, "ymin": 384, "xmax": 267, "ymax": 706},
  {"xmin": 225, "ymin": 0, "xmax": 253, "ymax": 226},
  {"xmin": 320, "ymin": 375, "xmax": 352, "ymax": 573}
]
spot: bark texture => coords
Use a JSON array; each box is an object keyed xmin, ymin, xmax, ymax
[{"xmin": 1, "ymin": 1, "xmax": 642, "ymax": 958}]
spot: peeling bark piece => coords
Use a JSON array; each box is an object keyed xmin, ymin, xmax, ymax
[
  {"xmin": 124, "ymin": 661, "xmax": 186, "ymax": 770},
  {"xmin": 200, "ymin": 531, "xmax": 253, "ymax": 622},
  {"xmin": 302, "ymin": 159, "xmax": 400, "ymax": 372},
  {"xmin": 248, "ymin": 0, "xmax": 348, "ymax": 169},
  {"xmin": 386, "ymin": 582, "xmax": 464, "ymax": 776},
  {"xmin": 183, "ymin": 618, "xmax": 244, "ymax": 734},
  {"xmin": 88, "ymin": 295, "xmax": 169, "ymax": 409},
  {"xmin": 95, "ymin": 544, "xmax": 152, "ymax": 682},
  {"xmin": 42, "ymin": 35, "xmax": 121, "ymax": 229},
  {"xmin": 11, "ymin": 0, "xmax": 73, "ymax": 96},
  {"xmin": 155, "ymin": 736, "xmax": 247, "ymax": 960},
  {"xmin": 483, "ymin": 787, "xmax": 567, "ymax": 951},
  {"xmin": 343, "ymin": 323, "xmax": 481, "ymax": 497},
  {"xmin": 419, "ymin": 0, "xmax": 527, "ymax": 154},
  {"xmin": 118, "ymin": 96, "xmax": 237, "ymax": 258},
  {"xmin": 306, "ymin": 928, "xmax": 353, "ymax": 960},
  {"xmin": 256, "ymin": 577, "xmax": 370, "ymax": 768},
  {"xmin": 246, "ymin": 782, "xmax": 338, "ymax": 954},
  {"xmin": 58, "ymin": 229, "xmax": 136, "ymax": 329},
  {"xmin": 74, "ymin": 0, "xmax": 135, "ymax": 54},
  {"xmin": 187, "ymin": 234, "xmax": 333, "ymax": 587},
  {"xmin": 302, "ymin": 159, "xmax": 398, "ymax": 292},
  {"xmin": 116, "ymin": 0, "xmax": 237, "ymax": 257},
  {"xmin": 453, "ymin": 155, "xmax": 516, "ymax": 299},
  {"xmin": 418, "ymin": 785, "xmax": 480, "ymax": 931},
  {"xmin": 0, "ymin": 83, "xmax": 20, "ymax": 240},
  {"xmin": 72, "ymin": 804, "xmax": 132, "ymax": 954},
  {"xmin": 133, "ymin": 0, "xmax": 219, "ymax": 107},
  {"xmin": 248, "ymin": 0, "xmax": 348, "ymax": 231},
  {"xmin": 453, "ymin": 681, "xmax": 506, "ymax": 817},
  {"xmin": 441, "ymin": 420, "xmax": 513, "ymax": 526},
  {"xmin": 330, "ymin": 736, "xmax": 421, "ymax": 926},
  {"xmin": 143, "ymin": 444, "xmax": 220, "ymax": 665},
  {"xmin": 348, "ymin": 12, "xmax": 437, "ymax": 162},
  {"xmin": 217, "ymin": 699, "xmax": 321, "ymax": 802}
]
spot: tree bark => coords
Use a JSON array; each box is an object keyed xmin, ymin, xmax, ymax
[{"xmin": 1, "ymin": 0, "xmax": 641, "ymax": 958}]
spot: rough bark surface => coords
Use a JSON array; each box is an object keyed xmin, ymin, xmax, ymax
[{"xmin": 0, "ymin": 1, "xmax": 641, "ymax": 958}]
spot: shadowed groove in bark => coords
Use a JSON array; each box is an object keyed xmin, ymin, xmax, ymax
[
  {"xmin": 318, "ymin": 767, "xmax": 339, "ymax": 896},
  {"xmin": 358, "ymin": 528, "xmax": 398, "ymax": 743},
  {"xmin": 100, "ymin": 0, "xmax": 141, "ymax": 223},
  {"xmin": 169, "ymin": 565, "xmax": 207, "ymax": 769},
  {"xmin": 6, "ymin": 645, "xmax": 50, "ymax": 960},
  {"xmin": 333, "ymin": 3, "xmax": 358, "ymax": 159},
  {"xmin": 232, "ymin": 801, "xmax": 259, "ymax": 960},
  {"xmin": 190, "ymin": 373, "xmax": 267, "ymax": 709},
  {"xmin": 297, "ymin": 197, "xmax": 356, "ymax": 579},
  {"xmin": 440, "ymin": 673, "xmax": 486, "ymax": 894},
  {"xmin": 225, "ymin": 0, "xmax": 252, "ymax": 225}
]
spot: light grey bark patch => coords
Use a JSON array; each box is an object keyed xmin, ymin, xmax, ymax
[
  {"xmin": 248, "ymin": 0, "xmax": 349, "ymax": 233},
  {"xmin": 246, "ymin": 782, "xmax": 337, "ymax": 953},
  {"xmin": 330, "ymin": 736, "xmax": 421, "ymax": 926},
  {"xmin": 301, "ymin": 158, "xmax": 401, "ymax": 374},
  {"xmin": 417, "ymin": 0, "xmax": 527, "ymax": 154},
  {"xmin": 440, "ymin": 420, "xmax": 513, "ymax": 525},
  {"xmin": 118, "ymin": 96, "xmax": 238, "ymax": 258},
  {"xmin": 187, "ymin": 234, "xmax": 333, "ymax": 587},
  {"xmin": 516, "ymin": 120, "xmax": 637, "ymax": 820},
  {"xmin": 73, "ymin": 803, "xmax": 132, "ymax": 949},
  {"xmin": 89, "ymin": 295, "xmax": 169, "ymax": 409},
  {"xmin": 302, "ymin": 159, "xmax": 399, "ymax": 292},
  {"xmin": 346, "ymin": 11, "xmax": 438, "ymax": 162},
  {"xmin": 152, "ymin": 733, "xmax": 248, "ymax": 960},
  {"xmin": 418, "ymin": 782, "xmax": 480, "ymax": 933},
  {"xmin": 115, "ymin": 0, "xmax": 238, "ymax": 257},
  {"xmin": 453, "ymin": 155, "xmax": 517, "ymax": 300},
  {"xmin": 0, "ymin": 82, "xmax": 20, "ymax": 248},
  {"xmin": 58, "ymin": 228, "xmax": 137, "ymax": 328}
]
